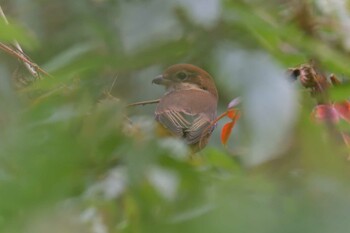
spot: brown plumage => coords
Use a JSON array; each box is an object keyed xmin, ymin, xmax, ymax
[{"xmin": 152, "ymin": 64, "xmax": 218, "ymax": 151}]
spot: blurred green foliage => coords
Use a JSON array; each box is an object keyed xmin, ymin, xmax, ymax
[{"xmin": 1, "ymin": 0, "xmax": 350, "ymax": 232}]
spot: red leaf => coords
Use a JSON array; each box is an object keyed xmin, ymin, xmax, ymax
[
  {"xmin": 221, "ymin": 122, "xmax": 234, "ymax": 146},
  {"xmin": 221, "ymin": 112, "xmax": 240, "ymax": 146},
  {"xmin": 334, "ymin": 101, "xmax": 350, "ymax": 121},
  {"xmin": 226, "ymin": 109, "xmax": 237, "ymax": 119},
  {"xmin": 312, "ymin": 104, "xmax": 339, "ymax": 123},
  {"xmin": 312, "ymin": 101, "xmax": 350, "ymax": 123}
]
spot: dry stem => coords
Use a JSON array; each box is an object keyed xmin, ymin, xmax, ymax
[
  {"xmin": 127, "ymin": 99, "xmax": 160, "ymax": 107},
  {"xmin": 0, "ymin": 5, "xmax": 52, "ymax": 78}
]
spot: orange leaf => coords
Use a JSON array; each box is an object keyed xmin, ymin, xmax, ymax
[
  {"xmin": 221, "ymin": 122, "xmax": 234, "ymax": 146},
  {"xmin": 221, "ymin": 112, "xmax": 240, "ymax": 146},
  {"xmin": 226, "ymin": 109, "xmax": 237, "ymax": 119}
]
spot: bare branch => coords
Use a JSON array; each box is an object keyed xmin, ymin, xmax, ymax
[
  {"xmin": 127, "ymin": 99, "xmax": 160, "ymax": 107},
  {"xmin": 109, "ymin": 73, "xmax": 119, "ymax": 93},
  {"xmin": 0, "ymin": 42, "xmax": 52, "ymax": 78},
  {"xmin": 0, "ymin": 5, "xmax": 52, "ymax": 79}
]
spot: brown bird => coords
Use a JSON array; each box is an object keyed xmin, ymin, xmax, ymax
[{"xmin": 152, "ymin": 64, "xmax": 218, "ymax": 151}]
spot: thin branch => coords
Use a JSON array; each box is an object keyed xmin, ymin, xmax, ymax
[
  {"xmin": 109, "ymin": 73, "xmax": 119, "ymax": 93},
  {"xmin": 127, "ymin": 99, "xmax": 160, "ymax": 107},
  {"xmin": 0, "ymin": 42, "xmax": 52, "ymax": 78},
  {"xmin": 0, "ymin": 5, "xmax": 52, "ymax": 78},
  {"xmin": 103, "ymin": 73, "xmax": 119, "ymax": 99}
]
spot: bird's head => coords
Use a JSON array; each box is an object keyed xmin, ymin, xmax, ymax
[{"xmin": 152, "ymin": 64, "xmax": 218, "ymax": 98}]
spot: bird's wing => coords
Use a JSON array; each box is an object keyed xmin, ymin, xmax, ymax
[
  {"xmin": 185, "ymin": 113, "xmax": 213, "ymax": 144},
  {"xmin": 156, "ymin": 109, "xmax": 212, "ymax": 144},
  {"xmin": 155, "ymin": 89, "xmax": 217, "ymax": 144},
  {"xmin": 155, "ymin": 108, "xmax": 193, "ymax": 137}
]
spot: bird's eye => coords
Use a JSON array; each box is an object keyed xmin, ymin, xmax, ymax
[{"xmin": 176, "ymin": 71, "xmax": 187, "ymax": 80}]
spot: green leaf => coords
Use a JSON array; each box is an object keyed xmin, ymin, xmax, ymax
[
  {"xmin": 0, "ymin": 19, "xmax": 37, "ymax": 49},
  {"xmin": 329, "ymin": 83, "xmax": 350, "ymax": 101},
  {"xmin": 43, "ymin": 42, "xmax": 96, "ymax": 72}
]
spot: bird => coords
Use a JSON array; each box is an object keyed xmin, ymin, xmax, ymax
[{"xmin": 152, "ymin": 64, "xmax": 218, "ymax": 151}]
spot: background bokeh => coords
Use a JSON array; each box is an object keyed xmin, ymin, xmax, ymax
[{"xmin": 1, "ymin": 0, "xmax": 350, "ymax": 232}]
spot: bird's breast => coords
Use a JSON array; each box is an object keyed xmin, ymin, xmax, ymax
[{"xmin": 155, "ymin": 89, "xmax": 217, "ymax": 118}]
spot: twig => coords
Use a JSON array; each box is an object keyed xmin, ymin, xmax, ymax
[
  {"xmin": 0, "ymin": 42, "xmax": 52, "ymax": 77},
  {"xmin": 127, "ymin": 99, "xmax": 160, "ymax": 107},
  {"xmin": 103, "ymin": 73, "xmax": 119, "ymax": 99},
  {"xmin": 0, "ymin": 5, "xmax": 52, "ymax": 78},
  {"xmin": 109, "ymin": 73, "xmax": 119, "ymax": 93}
]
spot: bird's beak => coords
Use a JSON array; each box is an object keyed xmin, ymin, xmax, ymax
[{"xmin": 152, "ymin": 75, "xmax": 168, "ymax": 85}]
